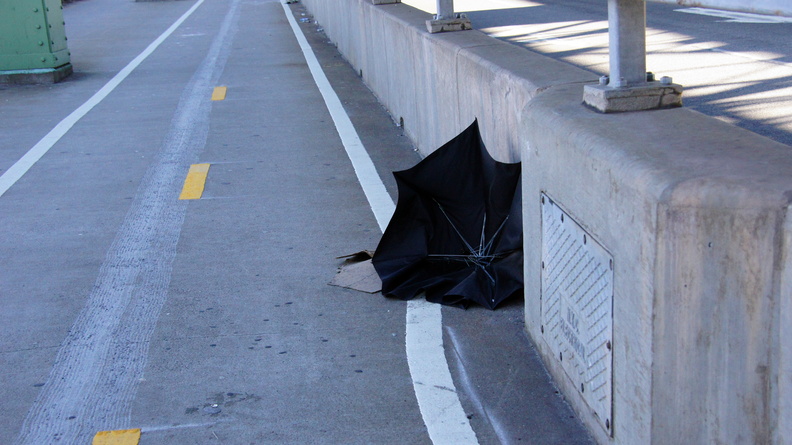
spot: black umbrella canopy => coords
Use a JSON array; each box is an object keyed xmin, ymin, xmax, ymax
[{"xmin": 373, "ymin": 120, "xmax": 523, "ymax": 309}]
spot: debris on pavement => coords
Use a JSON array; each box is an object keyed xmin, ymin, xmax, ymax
[
  {"xmin": 372, "ymin": 120, "xmax": 523, "ymax": 309},
  {"xmin": 329, "ymin": 250, "xmax": 381, "ymax": 294}
]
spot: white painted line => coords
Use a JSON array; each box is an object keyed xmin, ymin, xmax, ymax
[
  {"xmin": 676, "ymin": 41, "xmax": 792, "ymax": 68},
  {"xmin": 0, "ymin": 0, "xmax": 207, "ymax": 199},
  {"xmin": 675, "ymin": 7, "xmax": 792, "ymax": 23},
  {"xmin": 280, "ymin": 1, "xmax": 394, "ymax": 232},
  {"xmin": 280, "ymin": 3, "xmax": 478, "ymax": 443},
  {"xmin": 141, "ymin": 421, "xmax": 230, "ymax": 433},
  {"xmin": 407, "ymin": 301, "xmax": 479, "ymax": 444}
]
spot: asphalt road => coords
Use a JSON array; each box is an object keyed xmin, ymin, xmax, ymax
[
  {"xmin": 405, "ymin": 0, "xmax": 792, "ymax": 147},
  {"xmin": 1, "ymin": 0, "xmax": 593, "ymax": 443}
]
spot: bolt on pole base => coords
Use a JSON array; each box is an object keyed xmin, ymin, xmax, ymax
[
  {"xmin": 583, "ymin": 81, "xmax": 683, "ymax": 113},
  {"xmin": 426, "ymin": 15, "xmax": 472, "ymax": 33},
  {"xmin": 0, "ymin": 64, "xmax": 73, "ymax": 85}
]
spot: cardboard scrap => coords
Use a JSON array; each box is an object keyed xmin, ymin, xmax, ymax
[
  {"xmin": 330, "ymin": 251, "xmax": 381, "ymax": 293},
  {"xmin": 336, "ymin": 250, "xmax": 375, "ymax": 263}
]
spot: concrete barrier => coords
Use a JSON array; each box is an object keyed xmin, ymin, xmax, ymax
[
  {"xmin": 523, "ymin": 83, "xmax": 792, "ymax": 444},
  {"xmin": 299, "ymin": 0, "xmax": 792, "ymax": 443},
  {"xmin": 300, "ymin": 0, "xmax": 593, "ymax": 161}
]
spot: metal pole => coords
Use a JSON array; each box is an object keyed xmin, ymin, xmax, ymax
[
  {"xmin": 427, "ymin": 0, "xmax": 469, "ymax": 33},
  {"xmin": 436, "ymin": 0, "xmax": 454, "ymax": 20},
  {"xmin": 608, "ymin": 0, "xmax": 646, "ymax": 87},
  {"xmin": 584, "ymin": 0, "xmax": 681, "ymax": 111}
]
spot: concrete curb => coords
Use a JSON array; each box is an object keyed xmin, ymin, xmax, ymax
[{"xmin": 0, "ymin": 64, "xmax": 73, "ymax": 85}]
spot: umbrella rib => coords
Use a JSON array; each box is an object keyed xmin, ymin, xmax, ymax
[
  {"xmin": 432, "ymin": 201, "xmax": 509, "ymax": 266},
  {"xmin": 481, "ymin": 214, "xmax": 509, "ymax": 256},
  {"xmin": 427, "ymin": 254, "xmax": 498, "ymax": 258},
  {"xmin": 434, "ymin": 199, "xmax": 476, "ymax": 254},
  {"xmin": 431, "ymin": 201, "xmax": 509, "ymax": 284},
  {"xmin": 481, "ymin": 265, "xmax": 496, "ymax": 284},
  {"xmin": 426, "ymin": 254, "xmax": 499, "ymax": 262},
  {"xmin": 479, "ymin": 213, "xmax": 487, "ymax": 256}
]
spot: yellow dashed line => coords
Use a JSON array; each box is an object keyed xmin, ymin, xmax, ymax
[
  {"xmin": 179, "ymin": 163, "xmax": 211, "ymax": 200},
  {"xmin": 93, "ymin": 428, "xmax": 141, "ymax": 445},
  {"xmin": 211, "ymin": 86, "xmax": 227, "ymax": 101}
]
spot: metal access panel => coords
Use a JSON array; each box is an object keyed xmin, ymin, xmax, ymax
[{"xmin": 540, "ymin": 193, "xmax": 613, "ymax": 434}]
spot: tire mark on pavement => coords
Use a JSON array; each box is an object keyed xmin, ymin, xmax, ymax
[{"xmin": 14, "ymin": 0, "xmax": 240, "ymax": 442}]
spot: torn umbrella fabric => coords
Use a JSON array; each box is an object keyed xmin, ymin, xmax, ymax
[{"xmin": 372, "ymin": 120, "xmax": 522, "ymax": 309}]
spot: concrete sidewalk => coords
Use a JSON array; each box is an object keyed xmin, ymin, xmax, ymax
[{"xmin": 1, "ymin": 0, "xmax": 592, "ymax": 443}]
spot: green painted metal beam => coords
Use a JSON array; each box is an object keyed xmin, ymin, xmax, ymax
[{"xmin": 0, "ymin": 0, "xmax": 71, "ymax": 72}]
